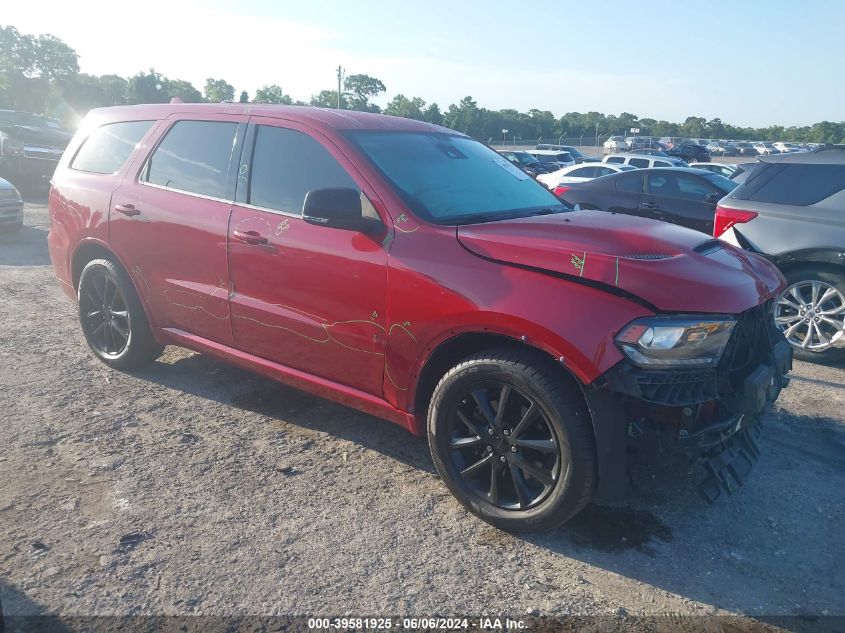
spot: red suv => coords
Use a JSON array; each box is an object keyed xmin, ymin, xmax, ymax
[{"xmin": 48, "ymin": 105, "xmax": 791, "ymax": 531}]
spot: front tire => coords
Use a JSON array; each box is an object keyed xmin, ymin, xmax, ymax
[
  {"xmin": 78, "ymin": 258, "xmax": 164, "ymax": 369},
  {"xmin": 774, "ymin": 265, "xmax": 845, "ymax": 364},
  {"xmin": 427, "ymin": 347, "xmax": 596, "ymax": 532}
]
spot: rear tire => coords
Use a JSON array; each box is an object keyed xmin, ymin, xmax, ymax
[
  {"xmin": 427, "ymin": 347, "xmax": 596, "ymax": 532},
  {"xmin": 775, "ymin": 266, "xmax": 845, "ymax": 364},
  {"xmin": 78, "ymin": 258, "xmax": 164, "ymax": 369}
]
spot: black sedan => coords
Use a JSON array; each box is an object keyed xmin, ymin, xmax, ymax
[
  {"xmin": 559, "ymin": 168, "xmax": 738, "ymax": 234},
  {"xmin": 666, "ymin": 142, "xmax": 711, "ymax": 163}
]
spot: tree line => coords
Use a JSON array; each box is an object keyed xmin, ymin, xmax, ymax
[{"xmin": 2, "ymin": 25, "xmax": 844, "ymax": 144}]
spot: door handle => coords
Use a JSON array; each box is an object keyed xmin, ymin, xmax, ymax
[
  {"xmin": 640, "ymin": 201, "xmax": 658, "ymax": 209},
  {"xmin": 232, "ymin": 229, "xmax": 268, "ymax": 245},
  {"xmin": 114, "ymin": 203, "xmax": 141, "ymax": 217}
]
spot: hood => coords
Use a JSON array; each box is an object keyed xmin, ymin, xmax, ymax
[
  {"xmin": 0, "ymin": 124, "xmax": 72, "ymax": 148},
  {"xmin": 457, "ymin": 210, "xmax": 784, "ymax": 314}
]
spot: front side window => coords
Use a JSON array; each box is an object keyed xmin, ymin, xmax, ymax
[
  {"xmin": 570, "ymin": 167, "xmax": 595, "ymax": 178},
  {"xmin": 654, "ymin": 160, "xmax": 671, "ymax": 167},
  {"xmin": 144, "ymin": 120, "xmax": 238, "ymax": 198},
  {"xmin": 249, "ymin": 125, "xmax": 357, "ymax": 213},
  {"xmin": 71, "ymin": 121, "xmax": 154, "ymax": 174},
  {"xmin": 606, "ymin": 156, "xmax": 624, "ymax": 164},
  {"xmin": 347, "ymin": 131, "xmax": 564, "ymax": 224},
  {"xmin": 629, "ymin": 158, "xmax": 650, "ymax": 168}
]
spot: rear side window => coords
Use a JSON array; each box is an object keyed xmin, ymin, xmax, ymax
[
  {"xmin": 248, "ymin": 125, "xmax": 357, "ymax": 213},
  {"xmin": 71, "ymin": 121, "xmax": 154, "ymax": 174},
  {"xmin": 144, "ymin": 120, "xmax": 239, "ymax": 198},
  {"xmin": 734, "ymin": 164, "xmax": 845, "ymax": 206},
  {"xmin": 616, "ymin": 173, "xmax": 643, "ymax": 193},
  {"xmin": 629, "ymin": 158, "xmax": 650, "ymax": 168}
]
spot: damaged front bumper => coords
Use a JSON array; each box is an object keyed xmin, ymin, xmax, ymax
[{"xmin": 586, "ymin": 302, "xmax": 793, "ymax": 503}]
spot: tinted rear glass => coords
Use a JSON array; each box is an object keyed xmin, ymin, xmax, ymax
[
  {"xmin": 616, "ymin": 173, "xmax": 643, "ymax": 193},
  {"xmin": 733, "ymin": 163, "xmax": 845, "ymax": 205},
  {"xmin": 144, "ymin": 120, "xmax": 238, "ymax": 198},
  {"xmin": 71, "ymin": 121, "xmax": 154, "ymax": 174}
]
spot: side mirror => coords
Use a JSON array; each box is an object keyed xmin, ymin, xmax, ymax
[{"xmin": 302, "ymin": 188, "xmax": 383, "ymax": 235}]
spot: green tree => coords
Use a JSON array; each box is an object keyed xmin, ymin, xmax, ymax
[
  {"xmin": 423, "ymin": 103, "xmax": 443, "ymax": 125},
  {"xmin": 168, "ymin": 79, "xmax": 202, "ymax": 102},
  {"xmin": 32, "ymin": 34, "xmax": 78, "ymax": 79},
  {"xmin": 384, "ymin": 94, "xmax": 426, "ymax": 120},
  {"xmin": 127, "ymin": 69, "xmax": 170, "ymax": 104},
  {"xmin": 204, "ymin": 77, "xmax": 234, "ymax": 102},
  {"xmin": 254, "ymin": 84, "xmax": 292, "ymax": 104},
  {"xmin": 98, "ymin": 74, "xmax": 128, "ymax": 105},
  {"xmin": 238, "ymin": 90, "xmax": 249, "ymax": 103},
  {"xmin": 445, "ymin": 96, "xmax": 481, "ymax": 136},
  {"xmin": 310, "ymin": 89, "xmax": 347, "ymax": 109},
  {"xmin": 343, "ymin": 74, "xmax": 385, "ymax": 112}
]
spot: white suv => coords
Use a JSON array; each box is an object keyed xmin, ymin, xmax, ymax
[{"xmin": 603, "ymin": 153, "xmax": 689, "ymax": 169}]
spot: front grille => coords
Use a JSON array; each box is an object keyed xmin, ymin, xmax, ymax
[{"xmin": 23, "ymin": 146, "xmax": 62, "ymax": 161}]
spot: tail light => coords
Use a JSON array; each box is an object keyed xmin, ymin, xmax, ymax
[
  {"xmin": 553, "ymin": 185, "xmax": 572, "ymax": 197},
  {"xmin": 714, "ymin": 205, "xmax": 757, "ymax": 237}
]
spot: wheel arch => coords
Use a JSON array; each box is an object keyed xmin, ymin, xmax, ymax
[
  {"xmin": 69, "ymin": 238, "xmax": 162, "ymax": 334},
  {"xmin": 773, "ymin": 249, "xmax": 845, "ymax": 275},
  {"xmin": 412, "ymin": 331, "xmax": 586, "ymax": 427}
]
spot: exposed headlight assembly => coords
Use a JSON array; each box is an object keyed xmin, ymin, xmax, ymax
[{"xmin": 615, "ymin": 317, "xmax": 736, "ymax": 369}]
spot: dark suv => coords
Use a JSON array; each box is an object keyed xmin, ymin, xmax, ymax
[
  {"xmin": 0, "ymin": 109, "xmax": 72, "ymax": 189},
  {"xmin": 666, "ymin": 142, "xmax": 711, "ymax": 163},
  {"xmin": 716, "ymin": 147, "xmax": 845, "ymax": 362}
]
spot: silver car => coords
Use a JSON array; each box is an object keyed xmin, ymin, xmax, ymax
[
  {"xmin": 716, "ymin": 147, "xmax": 845, "ymax": 362},
  {"xmin": 0, "ymin": 177, "xmax": 23, "ymax": 233}
]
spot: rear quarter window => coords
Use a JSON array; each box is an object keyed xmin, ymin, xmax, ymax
[
  {"xmin": 733, "ymin": 163, "xmax": 845, "ymax": 205},
  {"xmin": 143, "ymin": 120, "xmax": 239, "ymax": 198},
  {"xmin": 71, "ymin": 121, "xmax": 154, "ymax": 174}
]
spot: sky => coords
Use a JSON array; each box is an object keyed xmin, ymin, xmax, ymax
[{"xmin": 4, "ymin": 0, "xmax": 844, "ymax": 127}]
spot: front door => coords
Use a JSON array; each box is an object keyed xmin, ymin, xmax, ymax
[
  {"xmin": 227, "ymin": 119, "xmax": 388, "ymax": 396},
  {"xmin": 643, "ymin": 172, "xmax": 719, "ymax": 233},
  {"xmin": 110, "ymin": 114, "xmax": 245, "ymax": 344}
]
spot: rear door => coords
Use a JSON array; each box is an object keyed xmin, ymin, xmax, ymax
[
  {"xmin": 227, "ymin": 118, "xmax": 388, "ymax": 396},
  {"xmin": 643, "ymin": 171, "xmax": 720, "ymax": 233},
  {"xmin": 110, "ymin": 114, "xmax": 246, "ymax": 344}
]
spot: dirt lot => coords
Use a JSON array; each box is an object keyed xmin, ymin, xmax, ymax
[{"xmin": 1, "ymin": 200, "xmax": 844, "ymax": 627}]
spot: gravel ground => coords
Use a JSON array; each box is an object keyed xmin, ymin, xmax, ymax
[{"xmin": 1, "ymin": 200, "xmax": 843, "ymax": 629}]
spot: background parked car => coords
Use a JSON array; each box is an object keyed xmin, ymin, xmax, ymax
[
  {"xmin": 715, "ymin": 146, "xmax": 845, "ymax": 362},
  {"xmin": 603, "ymin": 135, "xmax": 628, "ymax": 151},
  {"xmin": 753, "ymin": 142, "xmax": 779, "ymax": 155},
  {"xmin": 708, "ymin": 141, "xmax": 737, "ymax": 157},
  {"xmin": 536, "ymin": 162, "xmax": 636, "ymax": 188},
  {"xmin": 528, "ymin": 150, "xmax": 576, "ymax": 170},
  {"xmin": 623, "ymin": 148, "xmax": 672, "ymax": 157},
  {"xmin": 498, "ymin": 150, "xmax": 555, "ymax": 177},
  {"xmin": 689, "ymin": 162, "xmax": 738, "ymax": 178},
  {"xmin": 559, "ymin": 167, "xmax": 737, "ymax": 234},
  {"xmin": 0, "ymin": 109, "xmax": 72, "ymax": 190},
  {"xmin": 0, "ymin": 176, "xmax": 23, "ymax": 233},
  {"xmin": 732, "ymin": 142, "xmax": 758, "ymax": 156},
  {"xmin": 604, "ymin": 153, "xmax": 689, "ymax": 169},
  {"xmin": 535, "ymin": 144, "xmax": 600, "ymax": 163},
  {"xmin": 666, "ymin": 142, "xmax": 711, "ymax": 163}
]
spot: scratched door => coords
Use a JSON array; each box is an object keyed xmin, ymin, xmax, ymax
[{"xmin": 227, "ymin": 120, "xmax": 388, "ymax": 396}]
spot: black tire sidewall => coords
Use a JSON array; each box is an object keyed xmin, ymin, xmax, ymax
[
  {"xmin": 428, "ymin": 353, "xmax": 595, "ymax": 531},
  {"xmin": 78, "ymin": 258, "xmax": 161, "ymax": 369}
]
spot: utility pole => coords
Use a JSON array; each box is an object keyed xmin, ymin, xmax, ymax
[{"xmin": 336, "ymin": 65, "xmax": 345, "ymax": 110}]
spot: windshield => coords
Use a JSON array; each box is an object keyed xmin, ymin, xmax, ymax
[
  {"xmin": 347, "ymin": 131, "xmax": 567, "ymax": 225},
  {"xmin": 513, "ymin": 152, "xmax": 538, "ymax": 165},
  {"xmin": 0, "ymin": 111, "xmax": 54, "ymax": 129}
]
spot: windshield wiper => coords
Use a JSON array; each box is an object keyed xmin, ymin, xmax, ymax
[{"xmin": 525, "ymin": 206, "xmax": 571, "ymax": 217}]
